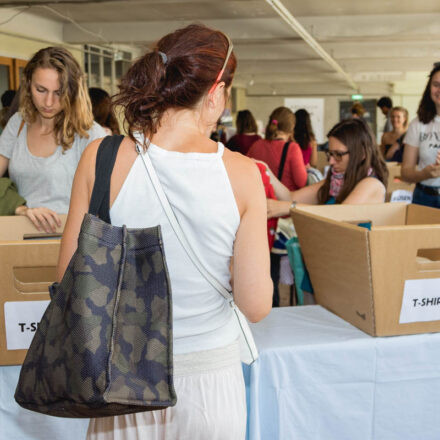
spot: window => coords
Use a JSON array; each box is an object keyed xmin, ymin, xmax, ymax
[{"xmin": 84, "ymin": 45, "xmax": 132, "ymax": 94}]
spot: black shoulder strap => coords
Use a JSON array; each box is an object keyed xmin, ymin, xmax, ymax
[
  {"xmin": 88, "ymin": 135, "xmax": 125, "ymax": 223},
  {"xmin": 277, "ymin": 141, "xmax": 290, "ymax": 181}
]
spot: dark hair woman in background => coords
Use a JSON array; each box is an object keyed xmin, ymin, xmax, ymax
[
  {"xmin": 226, "ymin": 109, "xmax": 260, "ymax": 155},
  {"xmin": 88, "ymin": 87, "xmax": 120, "ymax": 135},
  {"xmin": 267, "ymin": 118, "xmax": 388, "ymax": 217},
  {"xmin": 402, "ymin": 63, "xmax": 440, "ymax": 207},
  {"xmin": 294, "ymin": 108, "xmax": 317, "ymax": 167}
]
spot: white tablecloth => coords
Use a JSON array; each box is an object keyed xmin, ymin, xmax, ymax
[
  {"xmin": 0, "ymin": 366, "xmax": 89, "ymax": 439},
  {"xmin": 2, "ymin": 305, "xmax": 440, "ymax": 439},
  {"xmin": 244, "ymin": 305, "xmax": 440, "ymax": 440}
]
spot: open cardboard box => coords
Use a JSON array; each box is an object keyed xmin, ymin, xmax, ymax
[
  {"xmin": 0, "ymin": 215, "xmax": 66, "ymax": 365},
  {"xmin": 291, "ymin": 203, "xmax": 440, "ymax": 336}
]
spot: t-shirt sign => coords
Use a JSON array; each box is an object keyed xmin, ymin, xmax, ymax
[
  {"xmin": 4, "ymin": 300, "xmax": 49, "ymax": 350},
  {"xmin": 400, "ymin": 278, "xmax": 440, "ymax": 324}
]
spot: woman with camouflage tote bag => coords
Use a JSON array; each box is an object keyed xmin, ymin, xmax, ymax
[{"xmin": 57, "ymin": 24, "xmax": 272, "ymax": 439}]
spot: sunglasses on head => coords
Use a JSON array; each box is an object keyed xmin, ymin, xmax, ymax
[
  {"xmin": 325, "ymin": 150, "xmax": 349, "ymax": 162},
  {"xmin": 208, "ymin": 34, "xmax": 233, "ymax": 94}
]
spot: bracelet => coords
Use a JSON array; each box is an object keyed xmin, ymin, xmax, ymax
[{"xmin": 290, "ymin": 201, "xmax": 297, "ymax": 210}]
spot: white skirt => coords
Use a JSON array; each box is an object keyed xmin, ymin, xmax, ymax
[{"xmin": 87, "ymin": 341, "xmax": 246, "ymax": 440}]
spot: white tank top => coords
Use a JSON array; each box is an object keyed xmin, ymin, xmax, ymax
[{"xmin": 110, "ymin": 139, "xmax": 241, "ymax": 354}]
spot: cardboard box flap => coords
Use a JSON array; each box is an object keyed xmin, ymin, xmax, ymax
[
  {"xmin": 406, "ymin": 204, "xmax": 440, "ymax": 226},
  {"xmin": 295, "ymin": 203, "xmax": 407, "ymax": 226},
  {"xmin": 291, "ymin": 208, "xmax": 376, "ymax": 335},
  {"xmin": 0, "ymin": 215, "xmax": 66, "ymax": 241}
]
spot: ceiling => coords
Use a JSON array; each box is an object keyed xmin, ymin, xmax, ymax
[{"xmin": 2, "ymin": 0, "xmax": 440, "ymax": 97}]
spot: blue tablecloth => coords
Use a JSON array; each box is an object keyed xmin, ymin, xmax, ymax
[{"xmin": 244, "ymin": 306, "xmax": 440, "ymax": 440}]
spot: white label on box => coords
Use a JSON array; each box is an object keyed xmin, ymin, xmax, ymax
[
  {"xmin": 390, "ymin": 189, "xmax": 413, "ymax": 204},
  {"xmin": 4, "ymin": 301, "xmax": 49, "ymax": 350},
  {"xmin": 399, "ymin": 278, "xmax": 440, "ymax": 324}
]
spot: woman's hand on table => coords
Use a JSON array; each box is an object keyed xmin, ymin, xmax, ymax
[{"xmin": 15, "ymin": 205, "xmax": 62, "ymax": 233}]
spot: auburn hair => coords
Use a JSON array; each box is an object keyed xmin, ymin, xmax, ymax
[
  {"xmin": 318, "ymin": 118, "xmax": 388, "ymax": 204},
  {"xmin": 265, "ymin": 107, "xmax": 295, "ymax": 140},
  {"xmin": 417, "ymin": 64, "xmax": 440, "ymax": 124},
  {"xmin": 20, "ymin": 46, "xmax": 94, "ymax": 151},
  {"xmin": 113, "ymin": 24, "xmax": 237, "ymax": 145}
]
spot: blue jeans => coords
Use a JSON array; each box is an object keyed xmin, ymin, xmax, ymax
[{"xmin": 412, "ymin": 185, "xmax": 440, "ymax": 208}]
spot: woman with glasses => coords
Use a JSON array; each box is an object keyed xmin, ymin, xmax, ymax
[
  {"xmin": 402, "ymin": 63, "xmax": 440, "ymax": 208},
  {"xmin": 265, "ymin": 118, "xmax": 387, "ymax": 217},
  {"xmin": 58, "ymin": 24, "xmax": 272, "ymax": 439}
]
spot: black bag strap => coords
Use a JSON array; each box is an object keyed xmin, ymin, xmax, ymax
[
  {"xmin": 277, "ymin": 141, "xmax": 290, "ymax": 181},
  {"xmin": 88, "ymin": 134, "xmax": 125, "ymax": 223}
]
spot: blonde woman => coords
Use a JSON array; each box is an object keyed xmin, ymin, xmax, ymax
[
  {"xmin": 0, "ymin": 47, "xmax": 106, "ymax": 232},
  {"xmin": 380, "ymin": 106, "xmax": 409, "ymax": 162}
]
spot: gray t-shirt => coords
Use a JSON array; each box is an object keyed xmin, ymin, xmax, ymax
[
  {"xmin": 404, "ymin": 115, "xmax": 440, "ymax": 186},
  {"xmin": 0, "ymin": 112, "xmax": 106, "ymax": 213}
]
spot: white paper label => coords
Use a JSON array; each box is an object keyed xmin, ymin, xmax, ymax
[
  {"xmin": 399, "ymin": 278, "xmax": 440, "ymax": 324},
  {"xmin": 390, "ymin": 189, "xmax": 413, "ymax": 204},
  {"xmin": 4, "ymin": 301, "xmax": 49, "ymax": 350}
]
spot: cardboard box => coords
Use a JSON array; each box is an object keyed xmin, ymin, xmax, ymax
[
  {"xmin": 291, "ymin": 203, "xmax": 440, "ymax": 336},
  {"xmin": 0, "ymin": 215, "xmax": 66, "ymax": 365},
  {"xmin": 316, "ymin": 151, "xmax": 328, "ymax": 174},
  {"xmin": 386, "ymin": 162, "xmax": 415, "ymax": 202}
]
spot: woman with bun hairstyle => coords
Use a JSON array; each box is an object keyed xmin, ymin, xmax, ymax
[
  {"xmin": 402, "ymin": 63, "xmax": 440, "ymax": 207},
  {"xmin": 0, "ymin": 47, "xmax": 106, "ymax": 231},
  {"xmin": 58, "ymin": 24, "xmax": 272, "ymax": 439},
  {"xmin": 266, "ymin": 118, "xmax": 387, "ymax": 217},
  {"xmin": 247, "ymin": 106, "xmax": 307, "ymax": 190}
]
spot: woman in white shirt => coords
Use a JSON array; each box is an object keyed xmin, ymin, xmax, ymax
[
  {"xmin": 0, "ymin": 47, "xmax": 106, "ymax": 231},
  {"xmin": 57, "ymin": 24, "xmax": 272, "ymax": 439},
  {"xmin": 402, "ymin": 63, "xmax": 440, "ymax": 207}
]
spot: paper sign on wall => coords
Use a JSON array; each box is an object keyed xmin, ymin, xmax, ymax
[
  {"xmin": 4, "ymin": 301, "xmax": 49, "ymax": 350},
  {"xmin": 284, "ymin": 98, "xmax": 325, "ymax": 143},
  {"xmin": 399, "ymin": 278, "xmax": 440, "ymax": 324}
]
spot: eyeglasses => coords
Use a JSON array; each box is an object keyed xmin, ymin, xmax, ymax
[
  {"xmin": 208, "ymin": 34, "xmax": 234, "ymax": 94},
  {"xmin": 325, "ymin": 150, "xmax": 349, "ymax": 162}
]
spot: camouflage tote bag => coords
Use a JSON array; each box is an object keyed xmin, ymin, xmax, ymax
[{"xmin": 15, "ymin": 136, "xmax": 176, "ymax": 418}]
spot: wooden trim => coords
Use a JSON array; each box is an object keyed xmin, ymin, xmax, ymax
[
  {"xmin": 0, "ymin": 56, "xmax": 14, "ymax": 90},
  {"xmin": 13, "ymin": 59, "xmax": 27, "ymax": 90}
]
